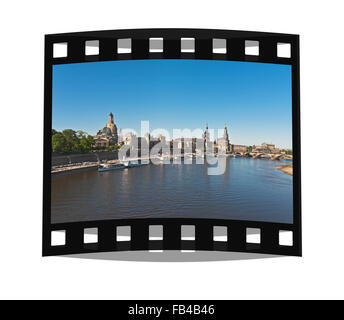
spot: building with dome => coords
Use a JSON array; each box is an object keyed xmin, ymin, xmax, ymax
[{"xmin": 94, "ymin": 112, "xmax": 119, "ymax": 147}]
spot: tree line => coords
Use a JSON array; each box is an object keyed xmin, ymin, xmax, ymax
[
  {"xmin": 52, "ymin": 129, "xmax": 94, "ymax": 153},
  {"xmin": 281, "ymin": 149, "xmax": 293, "ymax": 155}
]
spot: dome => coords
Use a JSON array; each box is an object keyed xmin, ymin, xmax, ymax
[{"xmin": 101, "ymin": 127, "xmax": 112, "ymax": 136}]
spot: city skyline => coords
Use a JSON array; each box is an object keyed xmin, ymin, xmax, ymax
[{"xmin": 52, "ymin": 59, "xmax": 292, "ymax": 149}]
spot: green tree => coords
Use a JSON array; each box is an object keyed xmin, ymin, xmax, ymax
[
  {"xmin": 62, "ymin": 129, "xmax": 79, "ymax": 152},
  {"xmin": 86, "ymin": 135, "xmax": 94, "ymax": 147},
  {"xmin": 52, "ymin": 129, "xmax": 97, "ymax": 153},
  {"xmin": 76, "ymin": 130, "xmax": 87, "ymax": 139},
  {"xmin": 72, "ymin": 140, "xmax": 81, "ymax": 152},
  {"xmin": 80, "ymin": 136, "xmax": 90, "ymax": 152},
  {"xmin": 281, "ymin": 149, "xmax": 293, "ymax": 155},
  {"xmin": 52, "ymin": 133, "xmax": 67, "ymax": 153}
]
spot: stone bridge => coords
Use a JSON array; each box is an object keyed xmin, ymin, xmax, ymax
[{"xmin": 236, "ymin": 152, "xmax": 290, "ymax": 160}]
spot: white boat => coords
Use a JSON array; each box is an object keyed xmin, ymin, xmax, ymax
[{"xmin": 98, "ymin": 161, "xmax": 147, "ymax": 172}]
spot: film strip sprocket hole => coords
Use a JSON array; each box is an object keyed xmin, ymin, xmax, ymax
[
  {"xmin": 51, "ymin": 35, "xmax": 294, "ymax": 63},
  {"xmin": 44, "ymin": 29, "xmax": 301, "ymax": 257},
  {"xmin": 48, "ymin": 220, "xmax": 298, "ymax": 256}
]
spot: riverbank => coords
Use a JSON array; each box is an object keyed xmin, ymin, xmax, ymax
[
  {"xmin": 52, "ymin": 150, "xmax": 118, "ymax": 167},
  {"xmin": 51, "ymin": 156, "xmax": 294, "ymax": 176},
  {"xmin": 277, "ymin": 164, "xmax": 293, "ymax": 176},
  {"xmin": 51, "ymin": 159, "xmax": 124, "ymax": 176},
  {"xmin": 51, "ymin": 164, "xmax": 97, "ymax": 177}
]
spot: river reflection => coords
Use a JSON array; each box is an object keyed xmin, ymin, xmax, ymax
[{"xmin": 51, "ymin": 158, "xmax": 293, "ymax": 224}]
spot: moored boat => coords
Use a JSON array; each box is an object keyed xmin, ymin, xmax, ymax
[
  {"xmin": 98, "ymin": 161, "xmax": 148, "ymax": 172},
  {"xmin": 98, "ymin": 163, "xmax": 126, "ymax": 172}
]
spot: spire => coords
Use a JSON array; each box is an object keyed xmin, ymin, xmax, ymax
[
  {"xmin": 108, "ymin": 112, "xmax": 114, "ymax": 124},
  {"xmin": 223, "ymin": 123, "xmax": 229, "ymax": 140},
  {"xmin": 203, "ymin": 123, "xmax": 210, "ymax": 143}
]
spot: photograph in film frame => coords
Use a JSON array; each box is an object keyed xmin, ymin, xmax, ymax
[{"xmin": 43, "ymin": 29, "xmax": 301, "ymax": 257}]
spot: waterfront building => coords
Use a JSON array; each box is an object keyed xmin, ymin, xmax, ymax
[
  {"xmin": 175, "ymin": 137, "xmax": 197, "ymax": 154},
  {"xmin": 156, "ymin": 134, "xmax": 166, "ymax": 144},
  {"xmin": 143, "ymin": 133, "xmax": 167, "ymax": 150},
  {"xmin": 123, "ymin": 132, "xmax": 137, "ymax": 146},
  {"xmin": 93, "ymin": 112, "xmax": 119, "ymax": 147},
  {"xmin": 253, "ymin": 143, "xmax": 279, "ymax": 154},
  {"xmin": 217, "ymin": 124, "xmax": 230, "ymax": 154},
  {"xmin": 232, "ymin": 144, "xmax": 248, "ymax": 153}
]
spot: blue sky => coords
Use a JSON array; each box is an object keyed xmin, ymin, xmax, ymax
[{"xmin": 52, "ymin": 59, "xmax": 292, "ymax": 149}]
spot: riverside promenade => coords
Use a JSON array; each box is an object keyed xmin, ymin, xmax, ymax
[{"xmin": 52, "ymin": 159, "xmax": 122, "ymax": 176}]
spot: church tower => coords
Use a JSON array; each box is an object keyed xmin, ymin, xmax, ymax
[
  {"xmin": 94, "ymin": 112, "xmax": 119, "ymax": 147},
  {"xmin": 203, "ymin": 123, "xmax": 210, "ymax": 141},
  {"xmin": 224, "ymin": 124, "xmax": 229, "ymax": 153},
  {"xmin": 203, "ymin": 123, "xmax": 210, "ymax": 151},
  {"xmin": 224, "ymin": 124, "xmax": 229, "ymax": 141},
  {"xmin": 105, "ymin": 111, "xmax": 118, "ymax": 137},
  {"xmin": 108, "ymin": 112, "xmax": 114, "ymax": 125}
]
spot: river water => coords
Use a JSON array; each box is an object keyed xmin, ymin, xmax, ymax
[{"xmin": 51, "ymin": 157, "xmax": 293, "ymax": 224}]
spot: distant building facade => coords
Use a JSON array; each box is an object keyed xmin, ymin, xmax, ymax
[
  {"xmin": 173, "ymin": 124, "xmax": 232, "ymax": 154},
  {"xmin": 92, "ymin": 114, "xmax": 280, "ymax": 156},
  {"xmin": 94, "ymin": 112, "xmax": 119, "ymax": 147},
  {"xmin": 253, "ymin": 143, "xmax": 279, "ymax": 154},
  {"xmin": 123, "ymin": 132, "xmax": 136, "ymax": 146},
  {"xmin": 232, "ymin": 144, "xmax": 247, "ymax": 153},
  {"xmin": 174, "ymin": 138, "xmax": 197, "ymax": 153}
]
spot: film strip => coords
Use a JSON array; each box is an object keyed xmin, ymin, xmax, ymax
[{"xmin": 43, "ymin": 29, "xmax": 301, "ymax": 257}]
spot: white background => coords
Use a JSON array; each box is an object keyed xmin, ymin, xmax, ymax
[{"xmin": 0, "ymin": 0, "xmax": 343, "ymax": 300}]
